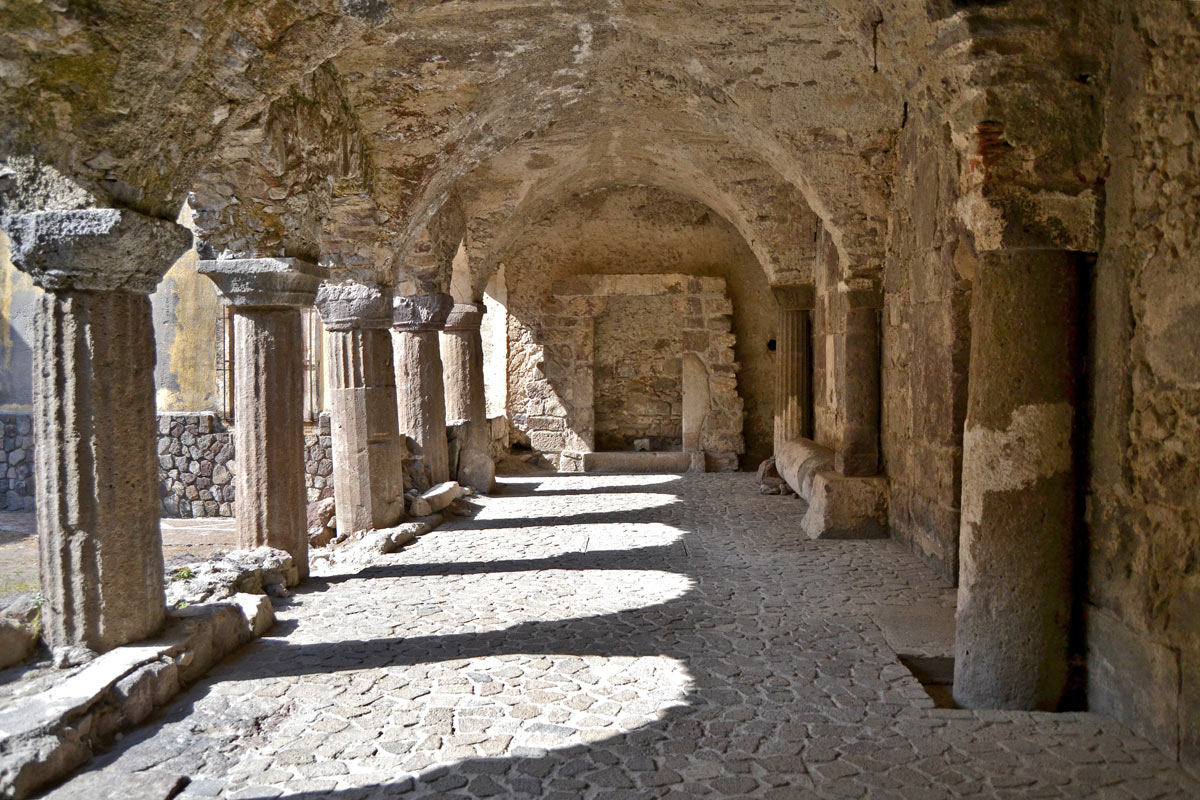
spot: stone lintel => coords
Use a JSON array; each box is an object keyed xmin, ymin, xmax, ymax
[
  {"xmin": 839, "ymin": 277, "xmax": 883, "ymax": 310},
  {"xmin": 443, "ymin": 302, "xmax": 487, "ymax": 331},
  {"xmin": 771, "ymin": 284, "xmax": 815, "ymax": 311},
  {"xmin": 197, "ymin": 258, "xmax": 324, "ymax": 308},
  {"xmin": 393, "ymin": 293, "xmax": 453, "ymax": 332},
  {"xmin": 3, "ymin": 208, "xmax": 192, "ymax": 294},
  {"xmin": 315, "ymin": 282, "xmax": 392, "ymax": 331}
]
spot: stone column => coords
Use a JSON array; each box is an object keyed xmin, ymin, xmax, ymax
[
  {"xmin": 3, "ymin": 209, "xmax": 191, "ymax": 653},
  {"xmin": 954, "ymin": 250, "xmax": 1080, "ymax": 711},
  {"xmin": 441, "ymin": 302, "xmax": 495, "ymax": 492},
  {"xmin": 835, "ymin": 284, "xmax": 881, "ymax": 477},
  {"xmin": 773, "ymin": 286, "xmax": 814, "ymax": 453},
  {"xmin": 392, "ymin": 293, "xmax": 453, "ymax": 489},
  {"xmin": 198, "ymin": 258, "xmax": 323, "ymax": 579},
  {"xmin": 315, "ymin": 283, "xmax": 406, "ymax": 534}
]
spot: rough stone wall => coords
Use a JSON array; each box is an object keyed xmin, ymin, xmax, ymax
[
  {"xmin": 881, "ymin": 109, "xmax": 974, "ymax": 584},
  {"xmin": 157, "ymin": 412, "xmax": 235, "ymax": 518},
  {"xmin": 1086, "ymin": 1, "xmax": 1200, "ymax": 775},
  {"xmin": 517, "ymin": 273, "xmax": 743, "ymax": 471},
  {"xmin": 0, "ymin": 412, "xmax": 34, "ymax": 511},
  {"xmin": 594, "ymin": 294, "xmax": 683, "ymax": 451},
  {"xmin": 157, "ymin": 412, "xmax": 333, "ymax": 518},
  {"xmin": 501, "ymin": 187, "xmax": 771, "ymax": 467},
  {"xmin": 304, "ymin": 414, "xmax": 336, "ymax": 504},
  {"xmin": 812, "ymin": 227, "xmax": 844, "ymax": 454}
]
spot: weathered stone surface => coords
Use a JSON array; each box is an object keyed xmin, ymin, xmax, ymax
[
  {"xmin": 801, "ymin": 471, "xmax": 890, "ymax": 540},
  {"xmin": 954, "ymin": 250, "xmax": 1080, "ymax": 712},
  {"xmin": 0, "ymin": 618, "xmax": 37, "ymax": 670},
  {"xmin": 420, "ymin": 481, "xmax": 461, "ymax": 514},
  {"xmin": 772, "ymin": 293, "xmax": 813, "ymax": 453},
  {"xmin": 3, "ymin": 209, "xmax": 191, "ymax": 293},
  {"xmin": 33, "ymin": 289, "xmax": 166, "ymax": 654},
  {"xmin": 441, "ymin": 303, "xmax": 495, "ymax": 492},
  {"xmin": 196, "ymin": 258, "xmax": 323, "ymax": 309},
  {"xmin": 393, "ymin": 295, "xmax": 452, "ymax": 487},
  {"xmin": 164, "ymin": 547, "xmax": 298, "ymax": 607}
]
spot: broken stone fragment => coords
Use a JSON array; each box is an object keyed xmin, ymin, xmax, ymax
[{"xmin": 421, "ymin": 481, "xmax": 462, "ymax": 514}]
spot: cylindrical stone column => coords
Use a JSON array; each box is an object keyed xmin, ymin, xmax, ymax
[
  {"xmin": 772, "ymin": 286, "xmax": 814, "ymax": 453},
  {"xmin": 441, "ymin": 302, "xmax": 495, "ymax": 492},
  {"xmin": 835, "ymin": 284, "xmax": 881, "ymax": 477},
  {"xmin": 954, "ymin": 249, "xmax": 1080, "ymax": 711},
  {"xmin": 4, "ymin": 209, "xmax": 192, "ymax": 653},
  {"xmin": 198, "ymin": 258, "xmax": 324, "ymax": 579},
  {"xmin": 316, "ymin": 283, "xmax": 406, "ymax": 535},
  {"xmin": 392, "ymin": 293, "xmax": 453, "ymax": 489}
]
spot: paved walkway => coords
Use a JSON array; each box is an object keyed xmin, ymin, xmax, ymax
[{"xmin": 51, "ymin": 474, "xmax": 1198, "ymax": 798}]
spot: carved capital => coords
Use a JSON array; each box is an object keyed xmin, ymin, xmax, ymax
[
  {"xmin": 197, "ymin": 257, "xmax": 324, "ymax": 308},
  {"xmin": 315, "ymin": 282, "xmax": 392, "ymax": 330},
  {"xmin": 3, "ymin": 209, "xmax": 192, "ymax": 294},
  {"xmin": 392, "ymin": 293, "xmax": 453, "ymax": 332},
  {"xmin": 443, "ymin": 302, "xmax": 486, "ymax": 332}
]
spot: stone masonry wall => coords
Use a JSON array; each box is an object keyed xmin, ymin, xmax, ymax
[
  {"xmin": 522, "ymin": 274, "xmax": 744, "ymax": 471},
  {"xmin": 0, "ymin": 412, "xmax": 35, "ymax": 511},
  {"xmin": 1086, "ymin": 2, "xmax": 1200, "ymax": 776},
  {"xmin": 881, "ymin": 108, "xmax": 973, "ymax": 585},
  {"xmin": 594, "ymin": 294, "xmax": 684, "ymax": 451},
  {"xmin": 157, "ymin": 412, "xmax": 236, "ymax": 518}
]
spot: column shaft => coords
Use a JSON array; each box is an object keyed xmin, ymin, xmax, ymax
[
  {"xmin": 328, "ymin": 327, "xmax": 406, "ymax": 532},
  {"xmin": 393, "ymin": 329, "xmax": 450, "ymax": 487},
  {"xmin": 232, "ymin": 309, "xmax": 309, "ymax": 577},
  {"xmin": 774, "ymin": 308, "xmax": 812, "ymax": 452},
  {"xmin": 34, "ymin": 290, "xmax": 165, "ymax": 651},
  {"xmin": 835, "ymin": 306, "xmax": 881, "ymax": 476},
  {"xmin": 954, "ymin": 249, "xmax": 1080, "ymax": 710},
  {"xmin": 441, "ymin": 303, "xmax": 494, "ymax": 492}
]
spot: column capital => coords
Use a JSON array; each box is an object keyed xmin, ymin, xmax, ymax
[
  {"xmin": 315, "ymin": 282, "xmax": 392, "ymax": 331},
  {"xmin": 3, "ymin": 208, "xmax": 192, "ymax": 294},
  {"xmin": 393, "ymin": 292, "xmax": 453, "ymax": 332},
  {"xmin": 771, "ymin": 284, "xmax": 815, "ymax": 311},
  {"xmin": 197, "ymin": 257, "xmax": 324, "ymax": 308},
  {"xmin": 444, "ymin": 302, "xmax": 487, "ymax": 332}
]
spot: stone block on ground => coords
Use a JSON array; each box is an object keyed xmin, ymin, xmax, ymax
[
  {"xmin": 801, "ymin": 471, "xmax": 889, "ymax": 540},
  {"xmin": 0, "ymin": 594, "xmax": 41, "ymax": 670},
  {"xmin": 306, "ymin": 497, "xmax": 336, "ymax": 547},
  {"xmin": 164, "ymin": 547, "xmax": 298, "ymax": 608},
  {"xmin": 0, "ymin": 593, "xmax": 273, "ymax": 800},
  {"xmin": 420, "ymin": 481, "xmax": 461, "ymax": 513},
  {"xmin": 456, "ymin": 448, "xmax": 495, "ymax": 493}
]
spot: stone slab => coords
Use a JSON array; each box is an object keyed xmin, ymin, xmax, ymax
[{"xmin": 581, "ymin": 451, "xmax": 693, "ymax": 474}]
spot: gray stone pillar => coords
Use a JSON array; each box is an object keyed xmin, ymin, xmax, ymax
[
  {"xmin": 316, "ymin": 283, "xmax": 406, "ymax": 534},
  {"xmin": 4, "ymin": 209, "xmax": 191, "ymax": 653},
  {"xmin": 954, "ymin": 250, "xmax": 1080, "ymax": 711},
  {"xmin": 392, "ymin": 293, "xmax": 453, "ymax": 489},
  {"xmin": 441, "ymin": 302, "xmax": 495, "ymax": 492},
  {"xmin": 835, "ymin": 286, "xmax": 881, "ymax": 477},
  {"xmin": 198, "ymin": 258, "xmax": 323, "ymax": 579},
  {"xmin": 773, "ymin": 286, "xmax": 814, "ymax": 453}
]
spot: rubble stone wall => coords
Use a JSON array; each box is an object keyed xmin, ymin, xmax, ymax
[
  {"xmin": 594, "ymin": 294, "xmax": 684, "ymax": 451},
  {"xmin": 0, "ymin": 412, "xmax": 35, "ymax": 511},
  {"xmin": 160, "ymin": 412, "xmax": 337, "ymax": 518},
  {"xmin": 1085, "ymin": 2, "xmax": 1200, "ymax": 775},
  {"xmin": 503, "ymin": 187, "xmax": 771, "ymax": 469},
  {"xmin": 880, "ymin": 108, "xmax": 973, "ymax": 585}
]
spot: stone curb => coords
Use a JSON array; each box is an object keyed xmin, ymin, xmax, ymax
[{"xmin": 0, "ymin": 595, "xmax": 275, "ymax": 800}]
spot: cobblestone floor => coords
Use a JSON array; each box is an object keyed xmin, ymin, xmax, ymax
[{"xmin": 49, "ymin": 474, "xmax": 1200, "ymax": 799}]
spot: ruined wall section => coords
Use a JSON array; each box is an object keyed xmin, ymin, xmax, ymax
[
  {"xmin": 594, "ymin": 294, "xmax": 684, "ymax": 451},
  {"xmin": 1087, "ymin": 2, "xmax": 1200, "ymax": 775},
  {"xmin": 500, "ymin": 187, "xmax": 771, "ymax": 467},
  {"xmin": 881, "ymin": 107, "xmax": 974, "ymax": 584}
]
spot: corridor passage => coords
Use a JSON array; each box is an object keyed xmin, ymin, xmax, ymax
[{"xmin": 56, "ymin": 475, "xmax": 1197, "ymax": 799}]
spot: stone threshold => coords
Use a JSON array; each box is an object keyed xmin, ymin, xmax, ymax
[{"xmin": 0, "ymin": 594, "xmax": 275, "ymax": 800}]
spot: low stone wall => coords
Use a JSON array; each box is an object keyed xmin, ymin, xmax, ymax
[
  {"xmin": 157, "ymin": 412, "xmax": 235, "ymax": 518},
  {"xmin": 304, "ymin": 414, "xmax": 335, "ymax": 503},
  {"xmin": 6, "ymin": 411, "xmax": 337, "ymax": 518},
  {"xmin": 0, "ymin": 413, "xmax": 35, "ymax": 512}
]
